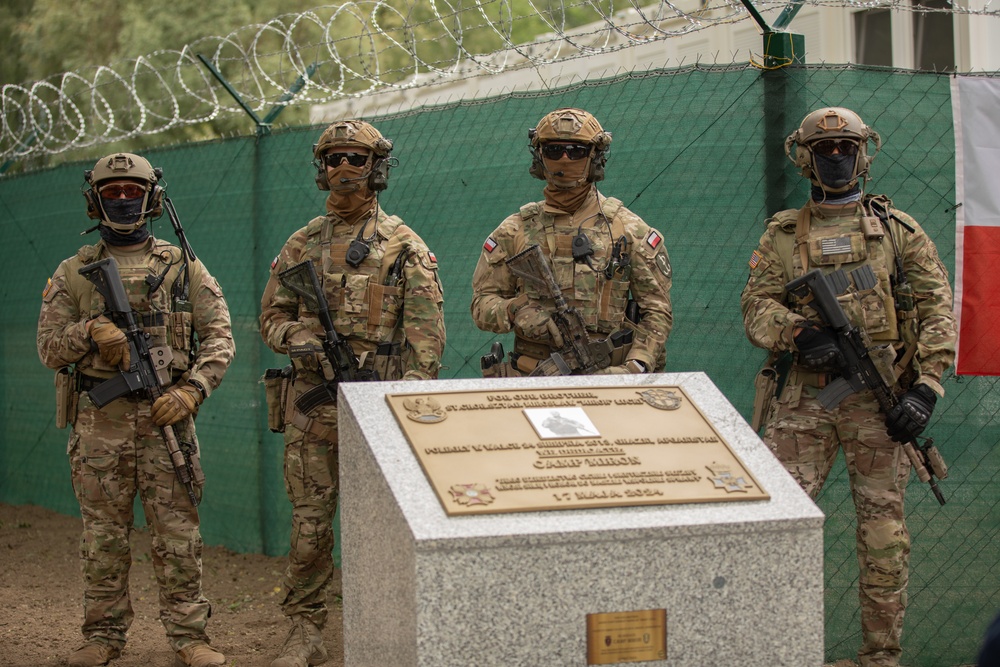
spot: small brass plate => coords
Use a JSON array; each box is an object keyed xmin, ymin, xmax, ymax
[
  {"xmin": 586, "ymin": 609, "xmax": 667, "ymax": 664},
  {"xmin": 385, "ymin": 385, "xmax": 768, "ymax": 515}
]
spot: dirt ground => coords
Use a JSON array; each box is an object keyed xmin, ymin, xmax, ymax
[
  {"xmin": 1, "ymin": 502, "xmax": 930, "ymax": 667},
  {"xmin": 0, "ymin": 503, "xmax": 343, "ymax": 667}
]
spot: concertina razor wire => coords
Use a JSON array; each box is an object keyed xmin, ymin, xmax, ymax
[{"xmin": 1, "ymin": 0, "xmax": 996, "ymax": 162}]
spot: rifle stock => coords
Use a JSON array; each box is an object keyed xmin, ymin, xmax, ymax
[
  {"xmin": 78, "ymin": 257, "xmax": 199, "ymax": 506},
  {"xmin": 278, "ymin": 260, "xmax": 378, "ymax": 410},
  {"xmin": 505, "ymin": 244, "xmax": 612, "ymax": 376},
  {"xmin": 786, "ymin": 268, "xmax": 948, "ymax": 505}
]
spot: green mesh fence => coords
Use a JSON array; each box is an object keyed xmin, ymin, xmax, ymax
[{"xmin": 0, "ymin": 63, "xmax": 996, "ymax": 665}]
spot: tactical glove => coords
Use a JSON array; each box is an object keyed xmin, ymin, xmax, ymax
[
  {"xmin": 151, "ymin": 383, "xmax": 202, "ymax": 427},
  {"xmin": 286, "ymin": 326, "xmax": 334, "ymax": 380},
  {"xmin": 89, "ymin": 315, "xmax": 131, "ymax": 369},
  {"xmin": 513, "ymin": 303, "xmax": 565, "ymax": 348},
  {"xmin": 594, "ymin": 360, "xmax": 647, "ymax": 375},
  {"xmin": 793, "ymin": 321, "xmax": 844, "ymax": 371},
  {"xmin": 885, "ymin": 384, "xmax": 937, "ymax": 443}
]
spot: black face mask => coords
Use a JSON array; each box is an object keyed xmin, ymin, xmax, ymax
[
  {"xmin": 101, "ymin": 196, "xmax": 146, "ymax": 226},
  {"xmin": 100, "ymin": 223, "xmax": 150, "ymax": 246},
  {"xmin": 814, "ymin": 153, "xmax": 857, "ymax": 190}
]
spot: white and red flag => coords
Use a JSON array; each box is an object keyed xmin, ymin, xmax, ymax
[{"xmin": 952, "ymin": 76, "xmax": 1000, "ymax": 375}]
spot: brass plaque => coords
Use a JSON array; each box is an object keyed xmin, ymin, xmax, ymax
[
  {"xmin": 385, "ymin": 385, "xmax": 769, "ymax": 515},
  {"xmin": 586, "ymin": 609, "xmax": 667, "ymax": 664}
]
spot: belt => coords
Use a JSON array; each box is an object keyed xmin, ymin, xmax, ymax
[
  {"xmin": 788, "ymin": 368, "xmax": 833, "ymax": 387},
  {"xmin": 77, "ymin": 371, "xmax": 182, "ymax": 393}
]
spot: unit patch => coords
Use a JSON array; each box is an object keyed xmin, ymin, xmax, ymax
[{"xmin": 655, "ymin": 252, "xmax": 671, "ymax": 278}]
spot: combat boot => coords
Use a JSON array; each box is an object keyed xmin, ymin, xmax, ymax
[
  {"xmin": 271, "ymin": 619, "xmax": 328, "ymax": 667},
  {"xmin": 174, "ymin": 641, "xmax": 226, "ymax": 667},
  {"xmin": 67, "ymin": 642, "xmax": 120, "ymax": 667}
]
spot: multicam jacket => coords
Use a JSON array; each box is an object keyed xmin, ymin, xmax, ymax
[
  {"xmin": 37, "ymin": 237, "xmax": 235, "ymax": 396},
  {"xmin": 260, "ymin": 205, "xmax": 445, "ymax": 381},
  {"xmin": 740, "ymin": 197, "xmax": 956, "ymax": 395},
  {"xmin": 471, "ymin": 190, "xmax": 672, "ymax": 370}
]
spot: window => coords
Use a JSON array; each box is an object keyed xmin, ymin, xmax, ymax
[
  {"xmin": 854, "ymin": 9, "xmax": 893, "ymax": 66},
  {"xmin": 913, "ymin": 0, "xmax": 955, "ymax": 71}
]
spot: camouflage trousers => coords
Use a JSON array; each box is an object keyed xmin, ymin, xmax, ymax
[
  {"xmin": 68, "ymin": 393, "xmax": 210, "ymax": 652},
  {"xmin": 280, "ymin": 395, "xmax": 339, "ymax": 629},
  {"xmin": 762, "ymin": 378, "xmax": 911, "ymax": 667}
]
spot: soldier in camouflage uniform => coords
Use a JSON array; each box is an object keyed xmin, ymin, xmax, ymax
[
  {"xmin": 260, "ymin": 120, "xmax": 445, "ymax": 667},
  {"xmin": 471, "ymin": 108, "xmax": 672, "ymax": 375},
  {"xmin": 741, "ymin": 108, "xmax": 957, "ymax": 667},
  {"xmin": 36, "ymin": 153, "xmax": 234, "ymax": 667}
]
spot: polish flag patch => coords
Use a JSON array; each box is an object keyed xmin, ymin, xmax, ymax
[
  {"xmin": 483, "ymin": 236, "xmax": 498, "ymax": 253},
  {"xmin": 645, "ymin": 230, "xmax": 662, "ymax": 250},
  {"xmin": 270, "ymin": 255, "xmax": 279, "ymax": 270},
  {"xmin": 428, "ymin": 251, "xmax": 437, "ymax": 264}
]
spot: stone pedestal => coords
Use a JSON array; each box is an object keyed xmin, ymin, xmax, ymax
[{"xmin": 339, "ymin": 372, "xmax": 824, "ymax": 667}]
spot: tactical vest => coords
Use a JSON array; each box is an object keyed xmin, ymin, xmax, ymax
[
  {"xmin": 519, "ymin": 197, "xmax": 631, "ymax": 335},
  {"xmin": 297, "ymin": 210, "xmax": 408, "ymax": 348},
  {"xmin": 771, "ymin": 200, "xmax": 918, "ymax": 348},
  {"xmin": 71, "ymin": 240, "xmax": 195, "ymax": 376}
]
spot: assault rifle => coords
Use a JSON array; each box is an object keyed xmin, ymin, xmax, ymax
[
  {"xmin": 278, "ymin": 260, "xmax": 378, "ymax": 412},
  {"xmin": 79, "ymin": 257, "xmax": 200, "ymax": 506},
  {"xmin": 505, "ymin": 244, "xmax": 613, "ymax": 376},
  {"xmin": 786, "ymin": 267, "xmax": 949, "ymax": 505}
]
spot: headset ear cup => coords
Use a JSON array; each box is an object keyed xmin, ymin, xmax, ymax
[
  {"xmin": 589, "ymin": 150, "xmax": 607, "ymax": 183},
  {"xmin": 149, "ymin": 185, "xmax": 164, "ymax": 217},
  {"xmin": 315, "ymin": 161, "xmax": 330, "ymax": 191},
  {"xmin": 368, "ymin": 158, "xmax": 390, "ymax": 192},
  {"xmin": 528, "ymin": 147, "xmax": 545, "ymax": 180},
  {"xmin": 794, "ymin": 145, "xmax": 813, "ymax": 179},
  {"xmin": 83, "ymin": 190, "xmax": 101, "ymax": 220}
]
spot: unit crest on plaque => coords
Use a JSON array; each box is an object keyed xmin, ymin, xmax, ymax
[
  {"xmin": 706, "ymin": 464, "xmax": 754, "ymax": 493},
  {"xmin": 637, "ymin": 388, "xmax": 682, "ymax": 410},
  {"xmin": 448, "ymin": 483, "xmax": 495, "ymax": 506},
  {"xmin": 403, "ymin": 396, "xmax": 446, "ymax": 423}
]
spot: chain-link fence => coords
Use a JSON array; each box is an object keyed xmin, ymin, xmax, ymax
[{"xmin": 0, "ymin": 63, "xmax": 996, "ymax": 665}]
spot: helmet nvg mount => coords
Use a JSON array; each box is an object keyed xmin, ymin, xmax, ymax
[
  {"xmin": 83, "ymin": 152, "xmax": 164, "ymax": 233},
  {"xmin": 312, "ymin": 119, "xmax": 395, "ymax": 192},
  {"xmin": 528, "ymin": 108, "xmax": 612, "ymax": 184},
  {"xmin": 785, "ymin": 107, "xmax": 882, "ymax": 193}
]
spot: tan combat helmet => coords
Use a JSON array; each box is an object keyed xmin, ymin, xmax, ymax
[
  {"xmin": 528, "ymin": 108, "xmax": 612, "ymax": 183},
  {"xmin": 785, "ymin": 107, "xmax": 882, "ymax": 193},
  {"xmin": 313, "ymin": 119, "xmax": 394, "ymax": 191},
  {"xmin": 83, "ymin": 152, "xmax": 163, "ymax": 233}
]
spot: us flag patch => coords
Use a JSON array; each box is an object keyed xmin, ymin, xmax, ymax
[
  {"xmin": 483, "ymin": 237, "xmax": 498, "ymax": 253},
  {"xmin": 42, "ymin": 278, "xmax": 52, "ymax": 298},
  {"xmin": 748, "ymin": 250, "xmax": 762, "ymax": 269},
  {"xmin": 821, "ymin": 237, "xmax": 852, "ymax": 256},
  {"xmin": 645, "ymin": 230, "xmax": 662, "ymax": 249},
  {"xmin": 270, "ymin": 255, "xmax": 279, "ymax": 270}
]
